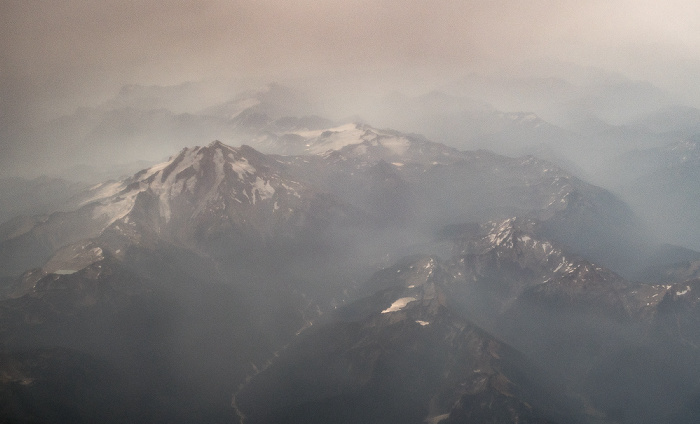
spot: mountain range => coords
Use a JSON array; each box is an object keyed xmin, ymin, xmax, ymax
[{"xmin": 2, "ymin": 86, "xmax": 700, "ymax": 423}]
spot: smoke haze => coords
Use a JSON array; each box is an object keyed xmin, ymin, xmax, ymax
[
  {"xmin": 5, "ymin": 4, "xmax": 700, "ymax": 422},
  {"xmin": 3, "ymin": 0, "xmax": 700, "ymax": 251},
  {"xmin": 3, "ymin": 0, "xmax": 700, "ymax": 120}
]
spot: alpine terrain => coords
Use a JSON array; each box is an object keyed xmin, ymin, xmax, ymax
[{"xmin": 2, "ymin": 102, "xmax": 700, "ymax": 424}]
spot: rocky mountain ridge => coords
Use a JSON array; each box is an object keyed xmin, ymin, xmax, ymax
[{"xmin": 1, "ymin": 123, "xmax": 699, "ymax": 423}]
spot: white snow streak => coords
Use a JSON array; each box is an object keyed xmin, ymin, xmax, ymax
[
  {"xmin": 381, "ymin": 297, "xmax": 416, "ymax": 314},
  {"xmin": 677, "ymin": 286, "xmax": 691, "ymax": 296}
]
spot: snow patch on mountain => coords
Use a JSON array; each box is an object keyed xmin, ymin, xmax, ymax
[
  {"xmin": 293, "ymin": 123, "xmax": 358, "ymax": 139},
  {"xmin": 382, "ymin": 297, "xmax": 417, "ymax": 313},
  {"xmin": 230, "ymin": 156, "xmax": 256, "ymax": 178},
  {"xmin": 91, "ymin": 188, "xmax": 141, "ymax": 224},
  {"xmin": 487, "ymin": 218, "xmax": 517, "ymax": 247},
  {"xmin": 85, "ymin": 141, "xmax": 284, "ymax": 227},
  {"xmin": 291, "ymin": 123, "xmax": 412, "ymax": 156},
  {"xmin": 81, "ymin": 181, "xmax": 128, "ymax": 206},
  {"xmin": 252, "ymin": 177, "xmax": 275, "ymax": 204},
  {"xmin": 677, "ymin": 286, "xmax": 691, "ymax": 296}
]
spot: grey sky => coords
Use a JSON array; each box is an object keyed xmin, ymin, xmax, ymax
[
  {"xmin": 3, "ymin": 1, "xmax": 699, "ymax": 106},
  {"xmin": 2, "ymin": 0, "xmax": 700, "ymax": 170}
]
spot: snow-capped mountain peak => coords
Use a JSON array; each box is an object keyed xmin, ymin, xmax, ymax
[
  {"xmin": 85, "ymin": 141, "xmax": 301, "ymax": 233},
  {"xmin": 284, "ymin": 123, "xmax": 413, "ymax": 157}
]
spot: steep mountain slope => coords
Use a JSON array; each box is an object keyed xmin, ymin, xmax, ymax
[
  {"xmin": 0, "ymin": 140, "xmax": 358, "ymax": 280},
  {"xmin": 272, "ymin": 123, "xmax": 648, "ymax": 274},
  {"xmin": 231, "ymin": 215, "xmax": 700, "ymax": 424},
  {"xmin": 0, "ymin": 247, "xmax": 308, "ymax": 424},
  {"xmin": 235, "ymin": 254, "xmax": 576, "ymax": 424},
  {"xmin": 232, "ymin": 214, "xmax": 700, "ymax": 423},
  {"xmin": 0, "ymin": 131, "xmax": 685, "ymax": 423},
  {"xmin": 439, "ymin": 218, "xmax": 700, "ymax": 424},
  {"xmin": 1, "ymin": 125, "xmax": 647, "ymax": 281}
]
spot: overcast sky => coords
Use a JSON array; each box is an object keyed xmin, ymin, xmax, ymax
[{"xmin": 3, "ymin": 0, "xmax": 700, "ymax": 172}]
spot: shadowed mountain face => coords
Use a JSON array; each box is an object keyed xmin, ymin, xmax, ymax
[
  {"xmin": 234, "ymin": 253, "xmax": 574, "ymax": 424},
  {"xmin": 439, "ymin": 219, "xmax": 700, "ymax": 424},
  {"xmin": 235, "ymin": 299, "xmax": 562, "ymax": 424},
  {"xmin": 231, "ymin": 216, "xmax": 700, "ymax": 424},
  {"xmin": 0, "ymin": 123, "xmax": 697, "ymax": 423}
]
